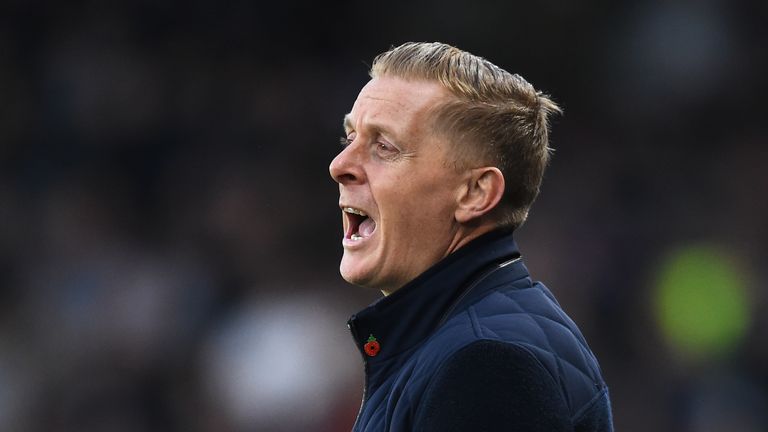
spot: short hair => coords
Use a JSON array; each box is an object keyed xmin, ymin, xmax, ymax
[{"xmin": 370, "ymin": 42, "xmax": 561, "ymax": 229}]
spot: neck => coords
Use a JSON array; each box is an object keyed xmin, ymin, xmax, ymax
[
  {"xmin": 380, "ymin": 221, "xmax": 501, "ymax": 296},
  {"xmin": 447, "ymin": 221, "xmax": 500, "ymax": 255}
]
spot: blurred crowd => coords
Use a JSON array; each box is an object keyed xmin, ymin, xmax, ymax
[{"xmin": 0, "ymin": 0, "xmax": 766, "ymax": 431}]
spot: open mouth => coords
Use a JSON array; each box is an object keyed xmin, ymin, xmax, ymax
[{"xmin": 343, "ymin": 207, "xmax": 376, "ymax": 241}]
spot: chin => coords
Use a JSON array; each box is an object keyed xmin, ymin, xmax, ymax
[{"xmin": 339, "ymin": 260, "xmax": 373, "ymax": 288}]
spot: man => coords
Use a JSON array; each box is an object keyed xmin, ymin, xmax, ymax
[{"xmin": 330, "ymin": 42, "xmax": 613, "ymax": 432}]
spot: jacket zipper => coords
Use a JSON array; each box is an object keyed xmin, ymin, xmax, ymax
[{"xmin": 348, "ymin": 319, "xmax": 368, "ymax": 431}]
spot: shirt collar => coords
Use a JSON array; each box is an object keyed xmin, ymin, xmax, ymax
[{"xmin": 347, "ymin": 228, "xmax": 524, "ymax": 362}]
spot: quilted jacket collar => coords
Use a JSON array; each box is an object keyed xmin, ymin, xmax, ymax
[{"xmin": 347, "ymin": 228, "xmax": 525, "ymax": 363}]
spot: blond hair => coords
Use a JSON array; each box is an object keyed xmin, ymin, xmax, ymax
[{"xmin": 370, "ymin": 42, "xmax": 561, "ymax": 229}]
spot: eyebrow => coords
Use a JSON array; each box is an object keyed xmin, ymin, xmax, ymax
[
  {"xmin": 343, "ymin": 113, "xmax": 354, "ymax": 133},
  {"xmin": 342, "ymin": 113, "xmax": 399, "ymax": 141}
]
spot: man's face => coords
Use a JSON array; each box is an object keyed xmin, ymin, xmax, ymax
[{"xmin": 329, "ymin": 77, "xmax": 466, "ymax": 294}]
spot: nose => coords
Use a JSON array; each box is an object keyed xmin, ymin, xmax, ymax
[{"xmin": 329, "ymin": 140, "xmax": 365, "ymax": 185}]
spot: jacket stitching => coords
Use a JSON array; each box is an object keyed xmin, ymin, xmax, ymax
[
  {"xmin": 468, "ymin": 306, "xmax": 484, "ymax": 338},
  {"xmin": 473, "ymin": 293, "xmax": 600, "ymax": 383},
  {"xmin": 572, "ymin": 387, "xmax": 610, "ymax": 424},
  {"xmin": 450, "ymin": 298, "xmax": 600, "ymax": 413}
]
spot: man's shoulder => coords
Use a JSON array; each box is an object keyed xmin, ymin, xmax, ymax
[
  {"xmin": 412, "ymin": 337, "xmax": 614, "ymax": 432},
  {"xmin": 412, "ymin": 281, "xmax": 609, "ymax": 421},
  {"xmin": 423, "ymin": 281, "xmax": 588, "ymax": 363}
]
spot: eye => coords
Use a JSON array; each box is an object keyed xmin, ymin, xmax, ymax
[
  {"xmin": 375, "ymin": 141, "xmax": 398, "ymax": 157},
  {"xmin": 340, "ymin": 132, "xmax": 356, "ymax": 148}
]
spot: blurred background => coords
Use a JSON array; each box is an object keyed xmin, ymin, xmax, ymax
[{"xmin": 1, "ymin": 0, "xmax": 766, "ymax": 430}]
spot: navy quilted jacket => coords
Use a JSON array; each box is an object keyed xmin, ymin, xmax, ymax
[{"xmin": 347, "ymin": 229, "xmax": 614, "ymax": 431}]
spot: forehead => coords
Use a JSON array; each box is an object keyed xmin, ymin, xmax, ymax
[{"xmin": 345, "ymin": 77, "xmax": 450, "ymax": 134}]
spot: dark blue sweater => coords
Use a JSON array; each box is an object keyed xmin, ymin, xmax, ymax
[{"xmin": 347, "ymin": 229, "xmax": 614, "ymax": 431}]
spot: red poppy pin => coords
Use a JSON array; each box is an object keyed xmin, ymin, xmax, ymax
[{"xmin": 364, "ymin": 334, "xmax": 380, "ymax": 357}]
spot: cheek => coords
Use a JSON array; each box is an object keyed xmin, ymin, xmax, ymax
[
  {"xmin": 381, "ymin": 184, "xmax": 455, "ymax": 237},
  {"xmin": 373, "ymin": 166, "xmax": 458, "ymax": 231}
]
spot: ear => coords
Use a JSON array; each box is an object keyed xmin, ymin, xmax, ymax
[{"xmin": 455, "ymin": 167, "xmax": 505, "ymax": 224}]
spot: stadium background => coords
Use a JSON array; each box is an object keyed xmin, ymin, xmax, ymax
[{"xmin": 0, "ymin": 0, "xmax": 766, "ymax": 430}]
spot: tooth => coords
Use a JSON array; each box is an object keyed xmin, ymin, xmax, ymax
[
  {"xmin": 351, "ymin": 234, "xmax": 362, "ymax": 241},
  {"xmin": 344, "ymin": 207, "xmax": 368, "ymax": 217}
]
